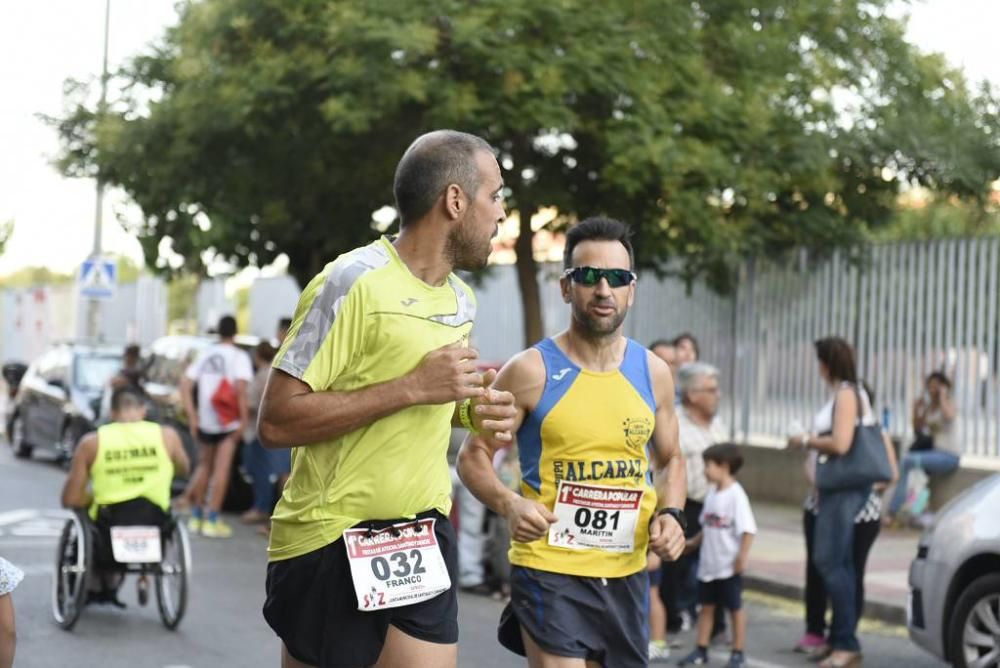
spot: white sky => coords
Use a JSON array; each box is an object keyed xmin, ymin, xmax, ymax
[{"xmin": 0, "ymin": 0, "xmax": 998, "ymax": 277}]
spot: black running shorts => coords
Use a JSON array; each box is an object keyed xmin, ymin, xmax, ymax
[
  {"xmin": 499, "ymin": 565, "xmax": 648, "ymax": 668},
  {"xmin": 263, "ymin": 510, "xmax": 458, "ymax": 668}
]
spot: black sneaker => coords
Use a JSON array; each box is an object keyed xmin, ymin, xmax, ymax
[
  {"xmin": 678, "ymin": 648, "xmax": 709, "ymax": 666},
  {"xmin": 726, "ymin": 652, "xmax": 746, "ymax": 668}
]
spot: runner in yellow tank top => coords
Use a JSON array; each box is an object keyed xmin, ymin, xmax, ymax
[{"xmin": 458, "ymin": 217, "xmax": 688, "ymax": 668}]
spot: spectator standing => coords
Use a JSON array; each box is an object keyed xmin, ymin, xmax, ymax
[
  {"xmin": 646, "ymin": 329, "xmax": 679, "ymax": 658},
  {"xmin": 181, "ymin": 315, "xmax": 254, "ymax": 538},
  {"xmin": 672, "ymin": 363, "xmax": 728, "ymax": 624},
  {"xmin": 789, "ymin": 374, "xmax": 898, "ymax": 661},
  {"xmin": 111, "ymin": 344, "xmax": 146, "ymax": 390},
  {"xmin": 787, "ymin": 337, "xmax": 896, "ymax": 668},
  {"xmin": 678, "ymin": 443, "xmax": 756, "ymax": 668},
  {"xmin": 241, "ymin": 341, "xmax": 284, "ymax": 525},
  {"xmin": 885, "ymin": 372, "xmax": 959, "ymax": 522}
]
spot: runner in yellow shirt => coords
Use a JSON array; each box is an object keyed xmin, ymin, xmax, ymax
[
  {"xmin": 458, "ymin": 217, "xmax": 688, "ymax": 668},
  {"xmin": 258, "ymin": 130, "xmax": 516, "ymax": 668}
]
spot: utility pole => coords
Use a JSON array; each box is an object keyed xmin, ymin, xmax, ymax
[{"xmin": 86, "ymin": 0, "xmax": 111, "ymax": 342}]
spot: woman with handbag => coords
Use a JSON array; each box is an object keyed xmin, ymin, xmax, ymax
[{"xmin": 787, "ymin": 337, "xmax": 895, "ymax": 668}]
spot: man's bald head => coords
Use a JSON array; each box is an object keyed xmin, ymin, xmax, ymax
[{"xmin": 393, "ymin": 130, "xmax": 494, "ymax": 227}]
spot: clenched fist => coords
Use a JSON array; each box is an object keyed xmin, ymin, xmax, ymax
[
  {"xmin": 470, "ymin": 368, "xmax": 517, "ymax": 442},
  {"xmin": 408, "ymin": 342, "xmax": 485, "ymax": 405},
  {"xmin": 648, "ymin": 513, "xmax": 685, "ymax": 561},
  {"xmin": 504, "ymin": 496, "xmax": 558, "ymax": 544}
]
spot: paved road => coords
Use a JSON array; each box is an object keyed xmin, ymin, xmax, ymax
[{"xmin": 0, "ymin": 443, "xmax": 945, "ymax": 667}]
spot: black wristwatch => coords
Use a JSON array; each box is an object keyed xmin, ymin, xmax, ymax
[{"xmin": 656, "ymin": 507, "xmax": 687, "ymax": 532}]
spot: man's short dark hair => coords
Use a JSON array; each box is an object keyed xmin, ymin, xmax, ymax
[
  {"xmin": 278, "ymin": 317, "xmax": 292, "ymax": 331},
  {"xmin": 393, "ymin": 130, "xmax": 494, "ymax": 228},
  {"xmin": 703, "ymin": 442, "xmax": 744, "ymax": 475},
  {"xmin": 124, "ymin": 343, "xmax": 141, "ymax": 358},
  {"xmin": 562, "ymin": 216, "xmax": 635, "ymax": 270},
  {"xmin": 111, "ymin": 386, "xmax": 146, "ymax": 413},
  {"xmin": 218, "ymin": 315, "xmax": 237, "ymax": 339},
  {"xmin": 649, "ymin": 339, "xmax": 673, "ymax": 351},
  {"xmin": 672, "ymin": 333, "xmax": 700, "ymax": 359}
]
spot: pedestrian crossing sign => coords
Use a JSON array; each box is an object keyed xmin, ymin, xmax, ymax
[{"xmin": 79, "ymin": 257, "xmax": 117, "ymax": 300}]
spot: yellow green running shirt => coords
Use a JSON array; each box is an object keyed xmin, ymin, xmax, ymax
[
  {"xmin": 509, "ymin": 337, "xmax": 658, "ymax": 578},
  {"xmin": 89, "ymin": 421, "xmax": 173, "ymax": 521},
  {"xmin": 268, "ymin": 237, "xmax": 476, "ymax": 562}
]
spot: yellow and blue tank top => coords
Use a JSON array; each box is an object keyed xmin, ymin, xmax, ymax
[{"xmin": 509, "ymin": 337, "xmax": 659, "ymax": 578}]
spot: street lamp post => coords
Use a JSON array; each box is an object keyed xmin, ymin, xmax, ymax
[{"xmin": 86, "ymin": 0, "xmax": 111, "ymax": 342}]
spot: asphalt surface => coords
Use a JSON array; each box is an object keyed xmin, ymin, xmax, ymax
[{"xmin": 0, "ymin": 442, "xmax": 946, "ymax": 667}]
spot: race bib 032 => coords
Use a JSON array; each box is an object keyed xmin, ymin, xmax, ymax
[{"xmin": 343, "ymin": 518, "xmax": 451, "ymax": 612}]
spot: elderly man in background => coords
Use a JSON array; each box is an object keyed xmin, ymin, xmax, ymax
[{"xmin": 662, "ymin": 361, "xmax": 729, "ymax": 638}]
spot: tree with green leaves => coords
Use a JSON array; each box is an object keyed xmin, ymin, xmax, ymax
[{"xmin": 51, "ymin": 0, "xmax": 1000, "ymax": 346}]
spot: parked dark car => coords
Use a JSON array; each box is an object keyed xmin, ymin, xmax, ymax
[
  {"xmin": 8, "ymin": 342, "xmax": 123, "ymax": 462},
  {"xmin": 143, "ymin": 334, "xmax": 259, "ymax": 508}
]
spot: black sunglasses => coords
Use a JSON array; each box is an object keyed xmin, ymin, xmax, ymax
[{"xmin": 563, "ymin": 266, "xmax": 636, "ymax": 288}]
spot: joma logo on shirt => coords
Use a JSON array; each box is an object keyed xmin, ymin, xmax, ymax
[
  {"xmin": 553, "ymin": 459, "xmax": 644, "ymax": 482},
  {"xmin": 622, "ymin": 417, "xmax": 653, "ymax": 448}
]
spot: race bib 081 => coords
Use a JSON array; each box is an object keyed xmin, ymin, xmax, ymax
[
  {"xmin": 343, "ymin": 518, "xmax": 451, "ymax": 612},
  {"xmin": 548, "ymin": 481, "xmax": 645, "ymax": 553}
]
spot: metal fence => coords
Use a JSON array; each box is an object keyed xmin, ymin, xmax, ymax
[{"xmin": 472, "ymin": 236, "xmax": 1000, "ymax": 457}]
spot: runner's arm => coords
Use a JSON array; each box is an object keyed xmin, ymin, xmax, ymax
[
  {"xmin": 161, "ymin": 426, "xmax": 190, "ymax": 478},
  {"xmin": 647, "ymin": 352, "xmax": 686, "ymax": 560},
  {"xmin": 457, "ymin": 350, "xmax": 556, "ymax": 542},
  {"xmin": 258, "ymin": 343, "xmax": 486, "ymax": 449},
  {"xmin": 648, "ymin": 353, "xmax": 686, "ymax": 511},
  {"xmin": 61, "ymin": 433, "xmax": 98, "ymax": 509}
]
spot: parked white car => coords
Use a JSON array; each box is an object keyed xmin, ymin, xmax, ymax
[{"xmin": 908, "ymin": 473, "xmax": 1000, "ymax": 667}]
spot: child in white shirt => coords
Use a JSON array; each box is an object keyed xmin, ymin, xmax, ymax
[{"xmin": 679, "ymin": 443, "xmax": 757, "ymax": 668}]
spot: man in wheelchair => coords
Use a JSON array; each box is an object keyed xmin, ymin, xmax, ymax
[{"xmin": 60, "ymin": 386, "xmax": 190, "ymax": 606}]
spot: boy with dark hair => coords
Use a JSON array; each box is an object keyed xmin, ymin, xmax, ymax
[{"xmin": 680, "ymin": 443, "xmax": 756, "ymax": 668}]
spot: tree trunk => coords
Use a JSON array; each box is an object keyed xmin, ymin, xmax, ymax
[{"xmin": 514, "ymin": 207, "xmax": 545, "ymax": 347}]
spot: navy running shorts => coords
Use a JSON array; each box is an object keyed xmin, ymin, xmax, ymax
[{"xmin": 499, "ymin": 565, "xmax": 648, "ymax": 668}]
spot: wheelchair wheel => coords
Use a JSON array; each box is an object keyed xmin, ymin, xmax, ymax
[
  {"xmin": 51, "ymin": 512, "xmax": 91, "ymax": 631},
  {"xmin": 156, "ymin": 518, "xmax": 191, "ymax": 629}
]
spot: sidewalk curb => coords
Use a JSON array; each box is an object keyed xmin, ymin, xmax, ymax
[{"xmin": 743, "ymin": 574, "xmax": 907, "ymax": 626}]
